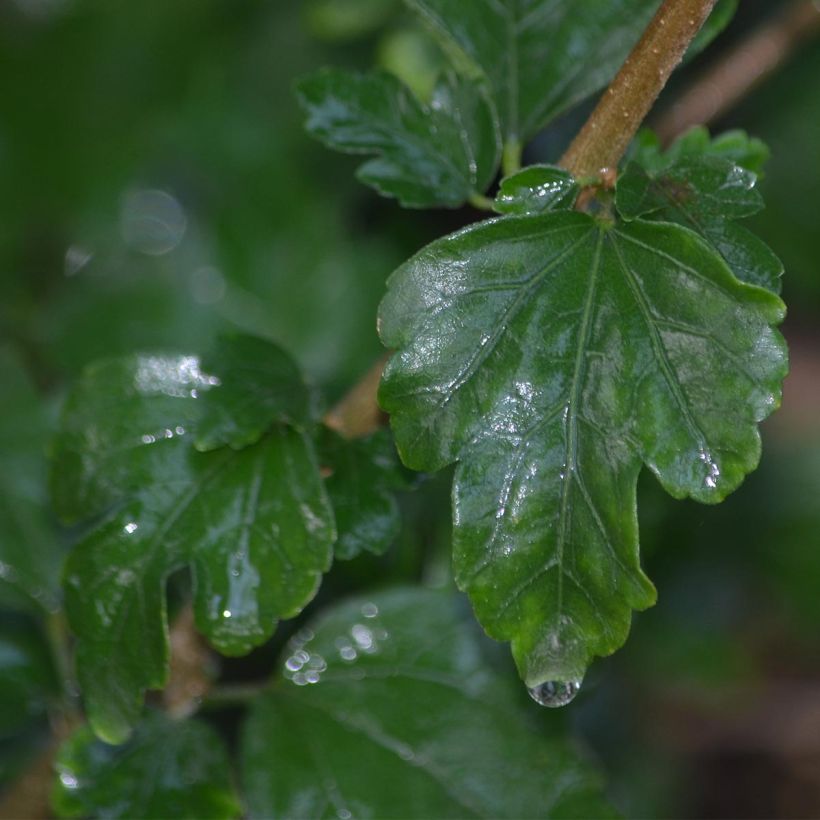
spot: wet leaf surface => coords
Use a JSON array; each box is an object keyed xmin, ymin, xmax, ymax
[
  {"xmin": 241, "ymin": 587, "xmax": 615, "ymax": 819},
  {"xmin": 318, "ymin": 427, "xmax": 409, "ymax": 561},
  {"xmin": 51, "ymin": 339, "xmax": 335, "ymax": 743},
  {"xmin": 619, "ymin": 129, "xmax": 782, "ymax": 293},
  {"xmin": 379, "ymin": 211, "xmax": 786, "ymax": 688},
  {"xmin": 296, "ymin": 69, "xmax": 500, "ymax": 207}
]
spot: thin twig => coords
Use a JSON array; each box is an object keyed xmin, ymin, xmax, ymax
[
  {"xmin": 560, "ymin": 0, "xmax": 718, "ymax": 180},
  {"xmin": 654, "ymin": 0, "xmax": 820, "ymax": 143},
  {"xmin": 162, "ymin": 603, "xmax": 214, "ymax": 719}
]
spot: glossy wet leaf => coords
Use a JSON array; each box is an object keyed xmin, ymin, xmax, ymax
[
  {"xmin": 318, "ymin": 427, "xmax": 408, "ymax": 561},
  {"xmin": 405, "ymin": 0, "xmax": 662, "ymax": 146},
  {"xmin": 631, "ymin": 127, "xmax": 770, "ymax": 175},
  {"xmin": 379, "ymin": 212, "xmax": 786, "ymax": 688},
  {"xmin": 618, "ymin": 131, "xmax": 782, "ymax": 293},
  {"xmin": 494, "ymin": 165, "xmax": 578, "ymax": 216},
  {"xmin": 52, "ymin": 344, "xmax": 335, "ymax": 743},
  {"xmin": 241, "ymin": 588, "xmax": 615, "ymax": 819},
  {"xmin": 296, "ymin": 68, "xmax": 500, "ymax": 207},
  {"xmin": 52, "ymin": 714, "xmax": 240, "ymax": 820},
  {"xmin": 0, "ymin": 616, "xmax": 56, "ymax": 738},
  {"xmin": 0, "ymin": 349, "xmax": 62, "ymax": 613},
  {"xmin": 195, "ymin": 333, "xmax": 312, "ymax": 451}
]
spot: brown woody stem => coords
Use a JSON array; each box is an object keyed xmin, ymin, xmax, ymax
[
  {"xmin": 653, "ymin": 0, "xmax": 820, "ymax": 143},
  {"xmin": 560, "ymin": 0, "xmax": 718, "ymax": 180}
]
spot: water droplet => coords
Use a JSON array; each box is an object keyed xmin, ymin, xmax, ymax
[
  {"xmin": 527, "ymin": 679, "xmax": 582, "ymax": 708},
  {"xmin": 64, "ymin": 245, "xmax": 93, "ymax": 276},
  {"xmin": 123, "ymin": 522, "xmax": 138, "ymax": 535},
  {"xmin": 361, "ymin": 602, "xmax": 378, "ymax": 618},
  {"xmin": 59, "ymin": 772, "xmax": 79, "ymax": 790},
  {"xmin": 120, "ymin": 188, "xmax": 187, "ymax": 256},
  {"xmin": 222, "ymin": 609, "xmax": 232, "ymax": 619},
  {"xmin": 337, "ymin": 810, "xmax": 352, "ymax": 820}
]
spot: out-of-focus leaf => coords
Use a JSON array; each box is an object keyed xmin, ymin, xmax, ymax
[
  {"xmin": 318, "ymin": 427, "xmax": 408, "ymax": 560},
  {"xmin": 0, "ymin": 616, "xmax": 56, "ymax": 738},
  {"xmin": 618, "ymin": 130, "xmax": 782, "ymax": 293},
  {"xmin": 404, "ymin": 0, "xmax": 660, "ymax": 146},
  {"xmin": 494, "ymin": 165, "xmax": 579, "ymax": 215},
  {"xmin": 0, "ymin": 348, "xmax": 61, "ymax": 613},
  {"xmin": 296, "ymin": 68, "xmax": 500, "ymax": 207},
  {"xmin": 241, "ymin": 588, "xmax": 616, "ymax": 819},
  {"xmin": 52, "ymin": 714, "xmax": 240, "ymax": 820},
  {"xmin": 306, "ymin": 0, "xmax": 399, "ymax": 41},
  {"xmin": 51, "ymin": 340, "xmax": 336, "ymax": 743},
  {"xmin": 379, "ymin": 211, "xmax": 786, "ymax": 690}
]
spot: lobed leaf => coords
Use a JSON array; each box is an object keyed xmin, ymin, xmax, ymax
[
  {"xmin": 618, "ymin": 130, "xmax": 783, "ymax": 293},
  {"xmin": 241, "ymin": 588, "xmax": 616, "ymax": 819},
  {"xmin": 296, "ymin": 68, "xmax": 500, "ymax": 208},
  {"xmin": 51, "ymin": 336, "xmax": 335, "ymax": 742},
  {"xmin": 52, "ymin": 714, "xmax": 240, "ymax": 819},
  {"xmin": 378, "ymin": 211, "xmax": 787, "ymax": 690}
]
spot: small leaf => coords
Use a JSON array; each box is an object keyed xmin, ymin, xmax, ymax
[
  {"xmin": 494, "ymin": 165, "xmax": 579, "ymax": 216},
  {"xmin": 379, "ymin": 211, "xmax": 786, "ymax": 688},
  {"xmin": 617, "ymin": 131, "xmax": 782, "ymax": 293},
  {"xmin": 405, "ymin": 0, "xmax": 660, "ymax": 145},
  {"xmin": 318, "ymin": 427, "xmax": 408, "ymax": 560},
  {"xmin": 52, "ymin": 714, "xmax": 240, "ymax": 820},
  {"xmin": 0, "ymin": 348, "xmax": 62, "ymax": 613},
  {"xmin": 195, "ymin": 333, "xmax": 312, "ymax": 451},
  {"xmin": 296, "ymin": 68, "xmax": 500, "ymax": 208},
  {"xmin": 241, "ymin": 588, "xmax": 616, "ymax": 819},
  {"xmin": 52, "ymin": 339, "xmax": 335, "ymax": 742}
]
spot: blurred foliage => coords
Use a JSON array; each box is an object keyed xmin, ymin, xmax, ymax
[{"xmin": 0, "ymin": 0, "xmax": 818, "ymax": 817}]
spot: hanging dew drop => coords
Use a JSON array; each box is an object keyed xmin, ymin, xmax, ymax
[{"xmin": 527, "ymin": 679, "xmax": 582, "ymax": 708}]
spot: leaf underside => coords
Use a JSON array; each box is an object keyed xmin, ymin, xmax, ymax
[{"xmin": 379, "ymin": 212, "xmax": 786, "ymax": 686}]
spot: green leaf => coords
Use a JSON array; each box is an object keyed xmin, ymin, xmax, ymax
[
  {"xmin": 0, "ymin": 348, "xmax": 62, "ymax": 613},
  {"xmin": 630, "ymin": 127, "xmax": 770, "ymax": 175},
  {"xmin": 241, "ymin": 588, "xmax": 615, "ymax": 819},
  {"xmin": 404, "ymin": 0, "xmax": 660, "ymax": 146},
  {"xmin": 296, "ymin": 68, "xmax": 500, "ymax": 208},
  {"xmin": 318, "ymin": 427, "xmax": 408, "ymax": 561},
  {"xmin": 494, "ymin": 165, "xmax": 579, "ymax": 216},
  {"xmin": 52, "ymin": 714, "xmax": 240, "ymax": 819},
  {"xmin": 0, "ymin": 616, "xmax": 56, "ymax": 738},
  {"xmin": 618, "ymin": 131, "xmax": 783, "ymax": 293},
  {"xmin": 195, "ymin": 333, "xmax": 312, "ymax": 451},
  {"xmin": 52, "ymin": 341, "xmax": 336, "ymax": 743},
  {"xmin": 378, "ymin": 212, "xmax": 786, "ymax": 689}
]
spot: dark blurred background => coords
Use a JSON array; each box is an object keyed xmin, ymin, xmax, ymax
[{"xmin": 0, "ymin": 1, "xmax": 818, "ymax": 817}]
